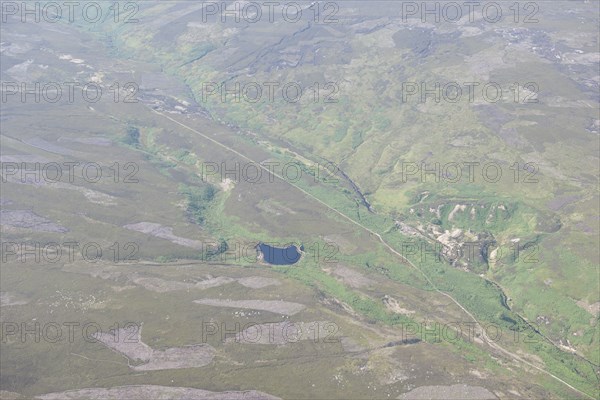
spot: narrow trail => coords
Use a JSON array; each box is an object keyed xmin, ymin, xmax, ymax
[{"xmin": 150, "ymin": 108, "xmax": 596, "ymax": 399}]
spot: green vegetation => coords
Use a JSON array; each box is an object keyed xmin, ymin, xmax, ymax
[
  {"xmin": 179, "ymin": 183, "xmax": 216, "ymax": 225},
  {"xmin": 123, "ymin": 125, "xmax": 140, "ymax": 146}
]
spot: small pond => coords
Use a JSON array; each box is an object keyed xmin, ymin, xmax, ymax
[{"xmin": 257, "ymin": 243, "xmax": 303, "ymax": 265}]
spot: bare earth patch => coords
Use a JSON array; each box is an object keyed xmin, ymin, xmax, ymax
[
  {"xmin": 1, "ymin": 174, "xmax": 116, "ymax": 205},
  {"xmin": 36, "ymin": 385, "xmax": 280, "ymax": 400},
  {"xmin": 194, "ymin": 299, "xmax": 306, "ymax": 316},
  {"xmin": 226, "ymin": 321, "xmax": 338, "ymax": 345},
  {"xmin": 61, "ymin": 264, "xmax": 276, "ymax": 294},
  {"xmin": 340, "ymin": 337, "xmax": 365, "ymax": 353},
  {"xmin": 0, "ymin": 390, "xmax": 23, "ymax": 400},
  {"xmin": 124, "ymin": 222, "xmax": 206, "ymax": 249},
  {"xmin": 322, "ymin": 234, "xmax": 357, "ymax": 252},
  {"xmin": 58, "ymin": 136, "xmax": 113, "ymax": 147},
  {"xmin": 0, "ymin": 210, "xmax": 68, "ymax": 232},
  {"xmin": 236, "ymin": 277, "xmax": 281, "ymax": 289},
  {"xmin": 0, "ymin": 154, "xmax": 51, "ymax": 163},
  {"xmin": 330, "ymin": 265, "xmax": 375, "ymax": 288},
  {"xmin": 448, "ymin": 204, "xmax": 466, "ymax": 221},
  {"xmin": 0, "ymin": 292, "xmax": 29, "ymax": 307},
  {"xmin": 219, "ymin": 177, "xmax": 235, "ymax": 192},
  {"xmin": 22, "ymin": 137, "xmax": 76, "ymax": 156},
  {"xmin": 93, "ymin": 327, "xmax": 215, "ymax": 371},
  {"xmin": 93, "ymin": 328, "xmax": 153, "ymax": 361},
  {"xmin": 131, "ymin": 275, "xmax": 235, "ymax": 293},
  {"xmin": 397, "ymin": 384, "xmax": 497, "ymax": 399},
  {"xmin": 576, "ymin": 299, "xmax": 600, "ymax": 317},
  {"xmin": 382, "ymin": 295, "xmax": 415, "ymax": 316}
]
